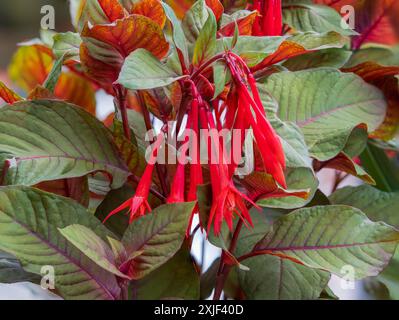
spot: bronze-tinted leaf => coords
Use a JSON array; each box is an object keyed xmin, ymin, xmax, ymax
[
  {"xmin": 131, "ymin": 0, "xmax": 167, "ymax": 28},
  {"xmin": 80, "ymin": 15, "xmax": 170, "ymax": 84},
  {"xmin": 343, "ymin": 62, "xmax": 399, "ymax": 140}
]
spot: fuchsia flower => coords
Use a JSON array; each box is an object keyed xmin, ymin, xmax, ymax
[
  {"xmin": 252, "ymin": 0, "xmax": 283, "ymax": 36},
  {"xmin": 226, "ymin": 53, "xmax": 287, "ymax": 188},
  {"xmin": 200, "ymin": 104, "xmax": 258, "ymax": 235},
  {"xmin": 167, "ymin": 162, "xmax": 186, "ymax": 204},
  {"xmin": 104, "ymin": 163, "xmax": 155, "ymax": 224},
  {"xmin": 187, "ymin": 97, "xmax": 203, "ymax": 202},
  {"xmin": 104, "ymin": 132, "xmax": 165, "ymax": 224},
  {"xmin": 106, "ymin": 2, "xmax": 287, "ymax": 236}
]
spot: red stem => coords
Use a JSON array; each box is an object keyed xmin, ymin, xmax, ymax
[
  {"xmin": 0, "ymin": 160, "xmax": 10, "ymax": 186},
  {"xmin": 114, "ymin": 85, "xmax": 131, "ymax": 141},
  {"xmin": 137, "ymin": 92, "xmax": 169, "ymax": 197},
  {"xmin": 213, "ymin": 220, "xmax": 244, "ymax": 300},
  {"xmin": 191, "ymin": 53, "xmax": 226, "ymax": 80},
  {"xmin": 237, "ymin": 250, "xmax": 273, "ymax": 262}
]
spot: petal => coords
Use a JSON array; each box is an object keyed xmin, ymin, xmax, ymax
[{"xmin": 103, "ymin": 198, "xmax": 133, "ymax": 223}]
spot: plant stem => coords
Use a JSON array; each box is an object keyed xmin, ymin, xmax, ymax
[
  {"xmin": 137, "ymin": 91, "xmax": 169, "ymax": 196},
  {"xmin": 330, "ymin": 171, "xmax": 350, "ymax": 194},
  {"xmin": 120, "ymin": 282, "xmax": 129, "ymax": 300},
  {"xmin": 114, "ymin": 85, "xmax": 131, "ymax": 141},
  {"xmin": 237, "ymin": 250, "xmax": 275, "ymax": 263},
  {"xmin": 191, "ymin": 53, "xmax": 226, "ymax": 80},
  {"xmin": 213, "ymin": 220, "xmax": 243, "ymax": 300},
  {"xmin": 0, "ymin": 160, "xmax": 10, "ymax": 186}
]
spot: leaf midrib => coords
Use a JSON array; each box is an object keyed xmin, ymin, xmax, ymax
[
  {"xmin": 13, "ymin": 154, "xmax": 129, "ymax": 175},
  {"xmin": 295, "ymin": 98, "xmax": 384, "ymax": 127},
  {"xmin": 261, "ymin": 238, "xmax": 399, "ymax": 252},
  {"xmin": 0, "ymin": 212, "xmax": 118, "ymax": 300}
]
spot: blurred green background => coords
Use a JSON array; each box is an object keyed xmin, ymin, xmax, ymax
[{"xmin": 0, "ymin": 0, "xmax": 72, "ymax": 68}]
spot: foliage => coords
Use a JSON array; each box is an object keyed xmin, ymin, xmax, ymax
[{"xmin": 0, "ymin": 0, "xmax": 399, "ymax": 300}]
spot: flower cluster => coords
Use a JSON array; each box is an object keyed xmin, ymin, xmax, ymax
[{"xmin": 106, "ymin": 50, "xmax": 286, "ymax": 236}]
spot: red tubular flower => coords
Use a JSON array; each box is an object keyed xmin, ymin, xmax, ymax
[
  {"xmin": 187, "ymin": 96, "xmax": 203, "ymax": 202},
  {"xmin": 167, "ymin": 125, "xmax": 189, "ymax": 205},
  {"xmin": 238, "ymin": 86, "xmax": 287, "ymax": 188},
  {"xmin": 104, "ymin": 132, "xmax": 165, "ymax": 224},
  {"xmin": 169, "ymin": 95, "xmax": 203, "ymax": 235},
  {"xmin": 104, "ymin": 163, "xmax": 154, "ymax": 224},
  {"xmin": 226, "ymin": 53, "xmax": 287, "ymax": 188},
  {"xmin": 167, "ymin": 162, "xmax": 185, "ymax": 204},
  {"xmin": 253, "ymin": 0, "xmax": 283, "ymax": 36},
  {"xmin": 200, "ymin": 105, "xmax": 256, "ymax": 235},
  {"xmin": 209, "ymin": 174, "xmax": 256, "ymax": 235}
]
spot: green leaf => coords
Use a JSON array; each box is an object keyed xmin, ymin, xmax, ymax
[
  {"xmin": 161, "ymin": 2, "xmax": 190, "ymax": 67},
  {"xmin": 112, "ymin": 118, "xmax": 147, "ymax": 178},
  {"xmin": 193, "ymin": 8, "xmax": 217, "ymax": 66},
  {"xmin": 264, "ymin": 69, "xmax": 387, "ymax": 160},
  {"xmin": 345, "ymin": 45, "xmax": 399, "ymax": 68},
  {"xmin": 343, "ymin": 126, "xmax": 369, "ymax": 158},
  {"xmin": 107, "ymin": 237, "xmax": 127, "ymax": 265},
  {"xmin": 231, "ymin": 20, "xmax": 239, "ymax": 49},
  {"xmin": 282, "ymin": 1, "xmax": 357, "ymax": 36},
  {"xmin": 53, "ymin": 32, "xmax": 82, "ymax": 62},
  {"xmin": 236, "ymin": 208, "xmax": 330, "ymax": 300},
  {"xmin": 283, "ymin": 48, "xmax": 352, "ymax": 71},
  {"xmin": 239, "ymin": 254, "xmax": 331, "ymax": 300},
  {"xmin": 257, "ymin": 89, "xmax": 318, "ymax": 209},
  {"xmin": 360, "ymin": 143, "xmax": 399, "ymax": 192},
  {"xmin": 0, "ymin": 186, "xmax": 121, "ymax": 300},
  {"xmin": 118, "ymin": 49, "xmax": 187, "ymax": 90},
  {"xmin": 213, "ymin": 61, "xmax": 230, "ymax": 99},
  {"xmin": 219, "ymin": 35, "xmax": 286, "ymax": 67},
  {"xmin": 330, "ymin": 185, "xmax": 399, "ymax": 229},
  {"xmin": 378, "ymin": 249, "xmax": 399, "ymax": 300},
  {"xmin": 182, "ymin": 0, "xmax": 209, "ymax": 43},
  {"xmin": 258, "ymin": 167, "xmax": 318, "ymax": 209},
  {"xmin": 0, "ymin": 100, "xmax": 129, "ymax": 188},
  {"xmin": 255, "ymin": 205, "xmax": 399, "ymax": 279},
  {"xmin": 219, "ymin": 31, "xmax": 346, "ymax": 68},
  {"xmin": 59, "ymin": 225, "xmax": 129, "ymax": 279},
  {"xmin": 122, "ymin": 202, "xmax": 196, "ymax": 280},
  {"xmin": 330, "ymin": 181, "xmax": 399, "ymax": 296},
  {"xmin": 43, "ymin": 55, "xmax": 65, "ymax": 92},
  {"xmin": 96, "ymin": 186, "xmax": 135, "ymax": 237},
  {"xmin": 132, "ymin": 245, "xmax": 200, "ymax": 300}
]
